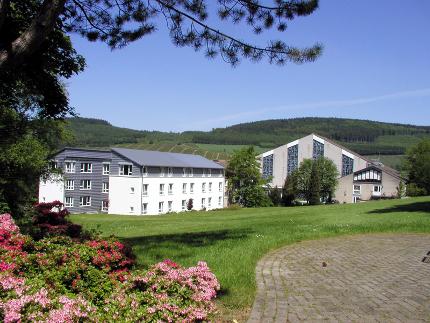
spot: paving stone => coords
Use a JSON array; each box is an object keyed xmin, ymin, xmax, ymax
[{"xmin": 247, "ymin": 234, "xmax": 430, "ymax": 322}]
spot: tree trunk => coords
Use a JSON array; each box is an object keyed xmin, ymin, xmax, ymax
[{"xmin": 0, "ymin": 0, "xmax": 66, "ymax": 69}]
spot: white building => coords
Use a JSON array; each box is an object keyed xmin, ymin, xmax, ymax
[{"xmin": 39, "ymin": 147, "xmax": 225, "ymax": 215}]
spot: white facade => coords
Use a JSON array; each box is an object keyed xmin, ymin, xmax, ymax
[
  {"xmin": 38, "ymin": 175, "xmax": 65, "ymax": 203},
  {"xmin": 38, "ymin": 147, "xmax": 225, "ymax": 215},
  {"xmin": 109, "ymin": 174, "xmax": 225, "ymax": 215}
]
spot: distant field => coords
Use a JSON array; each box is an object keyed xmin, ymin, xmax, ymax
[
  {"xmin": 364, "ymin": 154, "xmax": 405, "ymax": 170},
  {"xmin": 196, "ymin": 143, "xmax": 267, "ymax": 155},
  {"xmin": 72, "ymin": 197, "xmax": 430, "ymax": 321}
]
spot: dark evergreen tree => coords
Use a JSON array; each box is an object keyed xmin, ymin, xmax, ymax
[
  {"xmin": 308, "ymin": 161, "xmax": 321, "ymax": 205},
  {"xmin": 281, "ymin": 176, "xmax": 296, "ymax": 206},
  {"xmin": 187, "ymin": 198, "xmax": 193, "ymax": 211},
  {"xmin": 268, "ymin": 187, "xmax": 282, "ymax": 206},
  {"xmin": 404, "ymin": 139, "xmax": 430, "ymax": 195}
]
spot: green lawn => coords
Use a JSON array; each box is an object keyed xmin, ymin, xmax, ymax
[{"xmin": 71, "ymin": 197, "xmax": 430, "ymax": 319}]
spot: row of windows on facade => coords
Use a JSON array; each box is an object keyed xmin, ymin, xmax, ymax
[
  {"xmin": 54, "ymin": 161, "xmax": 221, "ymax": 177},
  {"xmin": 353, "ymin": 184, "xmax": 382, "ymax": 195},
  {"xmin": 263, "ymin": 141, "xmax": 355, "ymax": 179},
  {"xmin": 64, "ymin": 197, "xmax": 223, "ymax": 212},
  {"xmin": 64, "ymin": 180, "xmax": 223, "ymax": 194}
]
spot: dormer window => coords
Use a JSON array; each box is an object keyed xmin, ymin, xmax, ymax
[
  {"xmin": 120, "ymin": 164, "xmax": 132, "ymax": 176},
  {"xmin": 142, "ymin": 166, "xmax": 148, "ymax": 176}
]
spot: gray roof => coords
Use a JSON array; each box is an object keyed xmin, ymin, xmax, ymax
[{"xmin": 112, "ymin": 147, "xmax": 224, "ymax": 169}]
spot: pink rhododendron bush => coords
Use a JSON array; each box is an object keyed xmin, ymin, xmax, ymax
[{"xmin": 0, "ymin": 213, "xmax": 220, "ymax": 322}]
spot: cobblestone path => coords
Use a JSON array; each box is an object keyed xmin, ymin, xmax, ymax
[{"xmin": 247, "ymin": 234, "xmax": 430, "ymax": 322}]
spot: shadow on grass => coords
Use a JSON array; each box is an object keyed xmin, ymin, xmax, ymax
[
  {"xmin": 367, "ymin": 201, "xmax": 430, "ymax": 214},
  {"xmin": 122, "ymin": 228, "xmax": 254, "ymax": 267}
]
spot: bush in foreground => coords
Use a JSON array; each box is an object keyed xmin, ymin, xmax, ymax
[{"xmin": 0, "ymin": 213, "xmax": 220, "ymax": 322}]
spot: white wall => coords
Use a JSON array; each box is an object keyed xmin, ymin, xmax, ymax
[
  {"xmin": 109, "ymin": 174, "xmax": 225, "ymax": 215},
  {"xmin": 38, "ymin": 175, "xmax": 64, "ymax": 203}
]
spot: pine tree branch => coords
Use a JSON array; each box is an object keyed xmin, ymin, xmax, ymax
[
  {"xmin": 0, "ymin": 0, "xmax": 66, "ymax": 69},
  {"xmin": 156, "ymin": 0, "xmax": 287, "ymax": 55}
]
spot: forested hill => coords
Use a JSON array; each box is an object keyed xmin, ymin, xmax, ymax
[{"xmin": 65, "ymin": 117, "xmax": 430, "ymax": 156}]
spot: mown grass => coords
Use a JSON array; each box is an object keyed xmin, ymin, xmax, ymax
[{"xmin": 71, "ymin": 196, "xmax": 430, "ymax": 320}]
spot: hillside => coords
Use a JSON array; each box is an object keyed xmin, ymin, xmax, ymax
[{"xmin": 65, "ymin": 117, "xmax": 430, "ymax": 168}]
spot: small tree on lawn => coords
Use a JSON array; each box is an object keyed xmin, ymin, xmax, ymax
[
  {"xmin": 187, "ymin": 199, "xmax": 193, "ymax": 211},
  {"xmin": 290, "ymin": 157, "xmax": 338, "ymax": 204},
  {"xmin": 226, "ymin": 146, "xmax": 272, "ymax": 207}
]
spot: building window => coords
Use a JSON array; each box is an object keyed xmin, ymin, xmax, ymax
[
  {"xmin": 209, "ymin": 182, "xmax": 212, "ymax": 192},
  {"xmin": 342, "ymin": 154, "xmax": 354, "ymax": 177},
  {"xmin": 202, "ymin": 183, "xmax": 206, "ymax": 193},
  {"xmin": 80, "ymin": 163, "xmax": 92, "ymax": 173},
  {"xmin": 65, "ymin": 180, "xmax": 74, "ymax": 190},
  {"xmin": 201, "ymin": 198, "xmax": 206, "ymax": 209},
  {"xmin": 102, "ymin": 182, "xmax": 109, "ymax": 193},
  {"xmin": 168, "ymin": 167, "xmax": 173, "ymax": 177},
  {"xmin": 159, "ymin": 184, "xmax": 165, "ymax": 195},
  {"xmin": 262, "ymin": 154, "xmax": 274, "ymax": 179},
  {"xmin": 202, "ymin": 169, "xmax": 206, "ymax": 177},
  {"xmin": 142, "ymin": 184, "xmax": 148, "ymax": 196},
  {"xmin": 313, "ymin": 140, "xmax": 324, "ymax": 159},
  {"xmin": 182, "ymin": 168, "xmax": 186, "ymax": 177},
  {"xmin": 353, "ymin": 185, "xmax": 361, "ymax": 195},
  {"xmin": 102, "ymin": 200, "xmax": 109, "ymax": 212},
  {"xmin": 142, "ymin": 166, "xmax": 148, "ymax": 176},
  {"xmin": 130, "ymin": 206, "xmax": 134, "ymax": 213},
  {"xmin": 287, "ymin": 145, "xmax": 298, "ymax": 175},
  {"xmin": 208, "ymin": 197, "xmax": 212, "ymax": 208},
  {"xmin": 159, "ymin": 202, "xmax": 164, "ymax": 213},
  {"xmin": 374, "ymin": 185, "xmax": 382, "ymax": 192},
  {"xmin": 130, "ymin": 187, "xmax": 135, "ymax": 194},
  {"xmin": 79, "ymin": 196, "xmax": 91, "ymax": 207},
  {"xmin": 80, "ymin": 179, "xmax": 91, "ymax": 190},
  {"xmin": 65, "ymin": 197, "xmax": 74, "ymax": 207},
  {"xmin": 218, "ymin": 196, "xmax": 222, "ymax": 206},
  {"xmin": 208, "ymin": 169, "xmax": 212, "ymax": 177},
  {"xmin": 160, "ymin": 167, "xmax": 165, "ymax": 177},
  {"xmin": 120, "ymin": 164, "xmax": 132, "ymax": 176},
  {"xmin": 182, "ymin": 200, "xmax": 186, "ymax": 210},
  {"xmin": 168, "ymin": 201, "xmax": 173, "ymax": 212},
  {"xmin": 168, "ymin": 183, "xmax": 173, "ymax": 195},
  {"xmin": 142, "ymin": 203, "xmax": 148, "ymax": 214},
  {"xmin": 219, "ymin": 182, "xmax": 223, "ymax": 192},
  {"xmin": 189, "ymin": 168, "xmax": 193, "ymax": 177},
  {"xmin": 190, "ymin": 183, "xmax": 194, "ymax": 193},
  {"xmin": 65, "ymin": 162, "xmax": 75, "ymax": 173},
  {"xmin": 182, "ymin": 183, "xmax": 187, "ymax": 194},
  {"xmin": 103, "ymin": 163, "xmax": 110, "ymax": 175}
]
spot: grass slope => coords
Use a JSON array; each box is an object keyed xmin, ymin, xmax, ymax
[{"xmin": 72, "ymin": 197, "xmax": 430, "ymax": 319}]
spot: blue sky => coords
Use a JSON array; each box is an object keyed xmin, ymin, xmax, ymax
[{"xmin": 68, "ymin": 0, "xmax": 430, "ymax": 132}]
